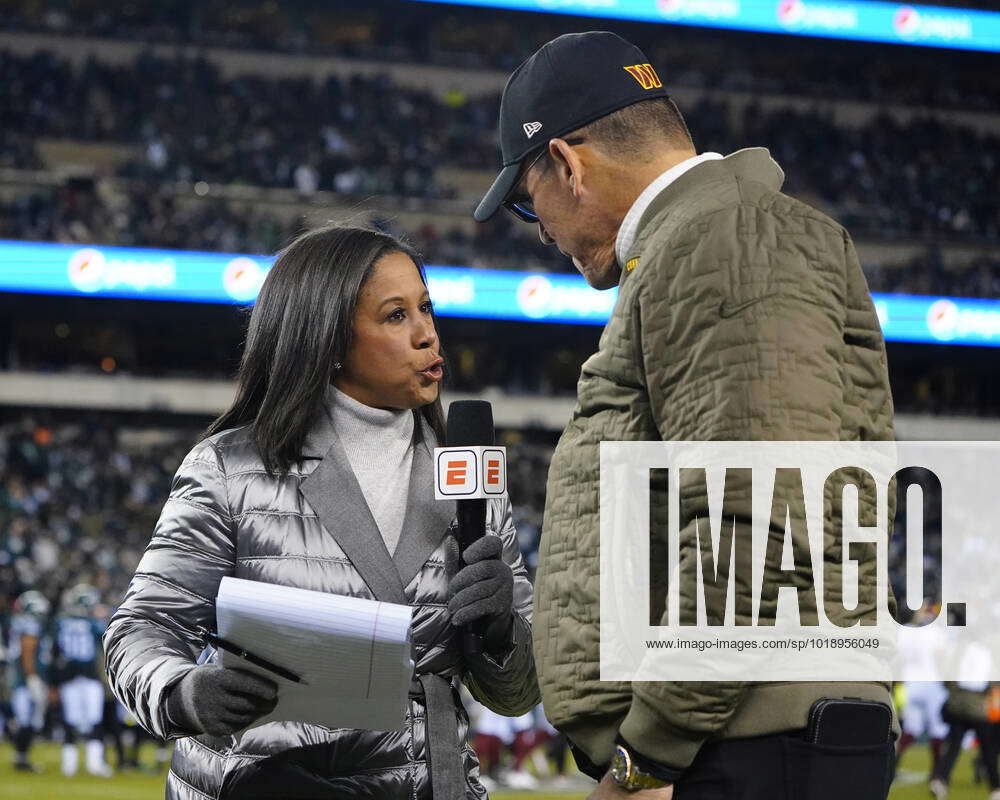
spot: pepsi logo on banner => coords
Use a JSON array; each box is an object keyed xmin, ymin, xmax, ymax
[
  {"xmin": 777, "ymin": 0, "xmax": 805, "ymax": 25},
  {"xmin": 223, "ymin": 257, "xmax": 266, "ymax": 302},
  {"xmin": 68, "ymin": 248, "xmax": 107, "ymax": 293},
  {"xmin": 516, "ymin": 275, "xmax": 554, "ymax": 319},
  {"xmin": 927, "ymin": 299, "xmax": 960, "ymax": 341},
  {"xmin": 892, "ymin": 6, "xmax": 972, "ymax": 42},
  {"xmin": 776, "ymin": 0, "xmax": 858, "ymax": 31},
  {"xmin": 894, "ymin": 6, "xmax": 920, "ymax": 37},
  {"xmin": 67, "ymin": 247, "xmax": 176, "ymax": 294},
  {"xmin": 434, "ymin": 447, "xmax": 507, "ymax": 499}
]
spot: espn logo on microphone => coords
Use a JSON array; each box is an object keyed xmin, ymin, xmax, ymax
[{"xmin": 434, "ymin": 447, "xmax": 507, "ymax": 499}]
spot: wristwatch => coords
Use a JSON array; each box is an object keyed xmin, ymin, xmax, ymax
[{"xmin": 610, "ymin": 743, "xmax": 672, "ymax": 792}]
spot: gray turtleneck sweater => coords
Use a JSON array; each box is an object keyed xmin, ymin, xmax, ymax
[{"xmin": 328, "ymin": 386, "xmax": 414, "ymax": 556}]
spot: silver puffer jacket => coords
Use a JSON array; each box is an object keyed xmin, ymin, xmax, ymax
[{"xmin": 104, "ymin": 399, "xmax": 539, "ymax": 800}]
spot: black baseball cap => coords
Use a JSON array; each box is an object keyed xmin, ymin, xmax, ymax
[{"xmin": 473, "ymin": 31, "xmax": 670, "ymax": 223}]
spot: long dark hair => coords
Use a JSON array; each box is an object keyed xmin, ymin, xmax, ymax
[{"xmin": 202, "ymin": 225, "xmax": 446, "ymax": 476}]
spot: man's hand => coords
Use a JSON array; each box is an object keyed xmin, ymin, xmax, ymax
[{"xmin": 586, "ymin": 772, "xmax": 674, "ymax": 800}]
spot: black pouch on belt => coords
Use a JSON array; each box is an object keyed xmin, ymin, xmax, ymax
[{"xmin": 781, "ymin": 698, "xmax": 894, "ymax": 800}]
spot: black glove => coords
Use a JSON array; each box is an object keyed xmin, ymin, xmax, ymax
[
  {"xmin": 446, "ymin": 534, "xmax": 515, "ymax": 651},
  {"xmin": 165, "ymin": 664, "xmax": 278, "ymax": 737}
]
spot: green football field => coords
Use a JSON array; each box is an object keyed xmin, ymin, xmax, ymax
[{"xmin": 0, "ymin": 741, "xmax": 986, "ymax": 799}]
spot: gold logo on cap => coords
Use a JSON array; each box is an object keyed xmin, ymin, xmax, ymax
[
  {"xmin": 624, "ymin": 63, "xmax": 663, "ymax": 90},
  {"xmin": 626, "ymin": 257, "xmax": 640, "ymax": 272}
]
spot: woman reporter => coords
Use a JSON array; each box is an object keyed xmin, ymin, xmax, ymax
[{"xmin": 104, "ymin": 225, "xmax": 540, "ymax": 799}]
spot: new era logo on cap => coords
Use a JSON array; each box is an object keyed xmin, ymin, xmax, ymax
[{"xmin": 523, "ymin": 121, "xmax": 543, "ymax": 138}]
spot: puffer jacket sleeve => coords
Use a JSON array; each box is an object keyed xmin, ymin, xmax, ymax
[
  {"xmin": 103, "ymin": 438, "xmax": 236, "ymax": 739},
  {"xmin": 618, "ymin": 204, "xmax": 850, "ymax": 768},
  {"xmin": 461, "ymin": 497, "xmax": 541, "ymax": 716}
]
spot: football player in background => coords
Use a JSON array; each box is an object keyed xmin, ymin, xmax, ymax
[
  {"xmin": 52, "ymin": 583, "xmax": 112, "ymax": 777},
  {"xmin": 6, "ymin": 590, "xmax": 52, "ymax": 773}
]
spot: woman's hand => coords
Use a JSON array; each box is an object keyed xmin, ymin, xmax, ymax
[
  {"xmin": 446, "ymin": 534, "xmax": 515, "ymax": 649},
  {"xmin": 166, "ymin": 664, "xmax": 278, "ymax": 736}
]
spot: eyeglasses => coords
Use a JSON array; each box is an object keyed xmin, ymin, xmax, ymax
[
  {"xmin": 503, "ymin": 148, "xmax": 547, "ymax": 223},
  {"xmin": 502, "ymin": 137, "xmax": 584, "ymax": 224}
]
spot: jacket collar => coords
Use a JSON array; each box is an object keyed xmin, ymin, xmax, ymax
[
  {"xmin": 298, "ymin": 387, "xmax": 455, "ymax": 603},
  {"xmin": 393, "ymin": 423, "xmax": 457, "ymax": 591},
  {"xmin": 614, "ymin": 152, "xmax": 724, "ymax": 268},
  {"xmin": 299, "ymin": 385, "xmax": 341, "ymax": 459},
  {"xmin": 621, "ymin": 147, "xmax": 785, "ymax": 279}
]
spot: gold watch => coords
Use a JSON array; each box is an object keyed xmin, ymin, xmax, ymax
[{"xmin": 610, "ymin": 744, "xmax": 671, "ymax": 791}]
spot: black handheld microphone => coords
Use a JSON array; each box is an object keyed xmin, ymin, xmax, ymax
[{"xmin": 446, "ymin": 400, "xmax": 495, "ymax": 656}]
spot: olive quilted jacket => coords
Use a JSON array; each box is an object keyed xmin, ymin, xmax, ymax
[{"xmin": 534, "ymin": 147, "xmax": 896, "ymax": 771}]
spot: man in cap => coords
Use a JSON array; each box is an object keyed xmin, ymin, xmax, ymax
[{"xmin": 475, "ymin": 31, "xmax": 896, "ymax": 799}]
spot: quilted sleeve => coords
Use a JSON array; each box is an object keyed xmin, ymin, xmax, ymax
[
  {"xmin": 103, "ymin": 439, "xmax": 237, "ymax": 739},
  {"xmin": 619, "ymin": 203, "xmax": 849, "ymax": 768}
]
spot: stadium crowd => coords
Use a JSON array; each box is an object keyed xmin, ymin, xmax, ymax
[
  {"xmin": 1, "ymin": 35, "xmax": 998, "ymax": 320},
  {"xmin": 2, "ymin": 48, "xmax": 999, "ymax": 244},
  {"xmin": 1, "ymin": 49, "xmax": 484, "ymax": 192},
  {"xmin": 2, "ymin": 0, "xmax": 999, "ymax": 110}
]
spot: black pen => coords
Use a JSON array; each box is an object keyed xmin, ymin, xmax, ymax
[{"xmin": 197, "ymin": 626, "xmax": 306, "ymax": 684}]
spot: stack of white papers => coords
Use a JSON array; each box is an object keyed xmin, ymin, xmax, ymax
[{"xmin": 215, "ymin": 577, "xmax": 414, "ymax": 732}]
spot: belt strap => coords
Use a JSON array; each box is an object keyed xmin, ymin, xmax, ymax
[{"xmin": 415, "ymin": 673, "xmax": 465, "ymax": 800}]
